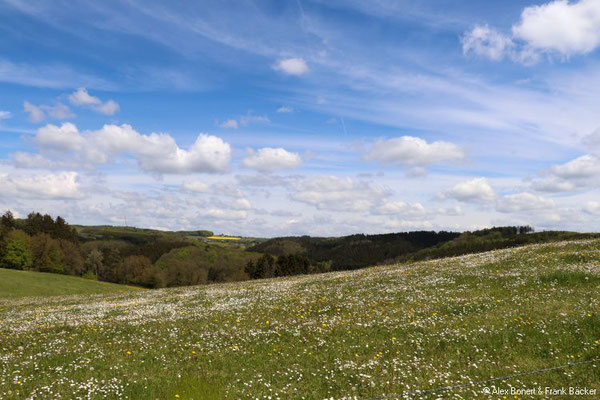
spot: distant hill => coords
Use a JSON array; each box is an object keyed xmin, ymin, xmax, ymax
[
  {"xmin": 247, "ymin": 227, "xmax": 600, "ymax": 271},
  {"xmin": 0, "ymin": 268, "xmax": 141, "ymax": 298},
  {"xmin": 247, "ymin": 231, "xmax": 461, "ymax": 270},
  {"xmin": 73, "ymin": 225, "xmax": 215, "ymax": 244}
]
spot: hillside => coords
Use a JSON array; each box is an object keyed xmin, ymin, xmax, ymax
[
  {"xmin": 247, "ymin": 228, "xmax": 599, "ymax": 271},
  {"xmin": 1, "ymin": 240, "xmax": 599, "ymax": 398},
  {"xmin": 0, "ymin": 268, "xmax": 141, "ymax": 298},
  {"xmin": 247, "ymin": 231, "xmax": 461, "ymax": 270}
]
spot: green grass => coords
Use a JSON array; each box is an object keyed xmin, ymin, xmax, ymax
[
  {"xmin": 1, "ymin": 240, "xmax": 600, "ymax": 399},
  {"xmin": 0, "ymin": 268, "xmax": 142, "ymax": 298}
]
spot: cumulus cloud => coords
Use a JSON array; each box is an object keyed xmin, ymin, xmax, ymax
[
  {"xmin": 68, "ymin": 88, "xmax": 120, "ymax": 115},
  {"xmin": 290, "ymin": 175, "xmax": 390, "ymax": 212},
  {"xmin": 242, "ymin": 147, "xmax": 302, "ymax": 172},
  {"xmin": 549, "ymin": 154, "xmax": 600, "ymax": 179},
  {"xmin": 0, "ymin": 171, "xmax": 81, "ymax": 199},
  {"xmin": 532, "ymin": 154, "xmax": 600, "ymax": 192},
  {"xmin": 23, "ymin": 101, "xmax": 74, "ymax": 123},
  {"xmin": 464, "ymin": 0, "xmax": 600, "ymax": 63},
  {"xmin": 35, "ymin": 122, "xmax": 84, "ymax": 151},
  {"xmin": 365, "ymin": 136, "xmax": 465, "ymax": 173},
  {"xmin": 441, "ymin": 178, "xmax": 496, "ymax": 203},
  {"xmin": 496, "ymin": 192, "xmax": 555, "ymax": 213},
  {"xmin": 273, "ymin": 57, "xmax": 309, "ymax": 75},
  {"xmin": 17, "ymin": 123, "xmax": 231, "ymax": 174},
  {"xmin": 512, "ymin": 0, "xmax": 600, "ymax": 56}
]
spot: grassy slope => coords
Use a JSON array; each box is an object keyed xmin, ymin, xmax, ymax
[
  {"xmin": 0, "ymin": 268, "xmax": 141, "ymax": 298},
  {"xmin": 1, "ymin": 240, "xmax": 600, "ymax": 399}
]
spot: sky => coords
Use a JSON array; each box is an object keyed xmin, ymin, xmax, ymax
[{"xmin": 1, "ymin": 0, "xmax": 600, "ymax": 236}]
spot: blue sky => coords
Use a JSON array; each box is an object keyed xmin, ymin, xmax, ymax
[{"xmin": 1, "ymin": 0, "xmax": 600, "ymax": 236}]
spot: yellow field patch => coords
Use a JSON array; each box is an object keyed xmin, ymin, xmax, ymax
[{"xmin": 205, "ymin": 236, "xmax": 242, "ymax": 241}]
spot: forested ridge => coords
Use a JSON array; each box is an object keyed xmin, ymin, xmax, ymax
[{"xmin": 1, "ymin": 210, "xmax": 597, "ymax": 288}]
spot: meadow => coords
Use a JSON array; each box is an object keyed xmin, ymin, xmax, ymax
[
  {"xmin": 0, "ymin": 268, "xmax": 141, "ymax": 298},
  {"xmin": 1, "ymin": 239, "xmax": 599, "ymax": 399}
]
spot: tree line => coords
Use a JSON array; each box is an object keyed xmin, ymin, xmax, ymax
[
  {"xmin": 3, "ymin": 210, "xmax": 592, "ymax": 290},
  {"xmin": 244, "ymin": 254, "xmax": 332, "ymax": 279}
]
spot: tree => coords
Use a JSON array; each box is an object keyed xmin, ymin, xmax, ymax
[
  {"xmin": 115, "ymin": 255, "xmax": 155, "ymax": 286},
  {"xmin": 84, "ymin": 249, "xmax": 103, "ymax": 278},
  {"xmin": 0, "ymin": 230, "xmax": 33, "ymax": 270},
  {"xmin": 30, "ymin": 233, "xmax": 64, "ymax": 273},
  {"xmin": 59, "ymin": 239, "xmax": 84, "ymax": 275},
  {"xmin": 98, "ymin": 248, "xmax": 122, "ymax": 282},
  {"xmin": 1, "ymin": 211, "xmax": 15, "ymax": 230}
]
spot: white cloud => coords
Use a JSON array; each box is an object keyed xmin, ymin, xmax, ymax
[
  {"xmin": 205, "ymin": 208, "xmax": 248, "ymax": 220},
  {"xmin": 273, "ymin": 57, "xmax": 309, "ymax": 75},
  {"xmin": 11, "ymin": 152, "xmax": 57, "ymax": 169},
  {"xmin": 68, "ymin": 88, "xmax": 120, "ymax": 115},
  {"xmin": 290, "ymin": 175, "xmax": 389, "ymax": 212},
  {"xmin": 23, "ymin": 102, "xmax": 45, "ymax": 123},
  {"xmin": 276, "ymin": 106, "xmax": 294, "ymax": 113},
  {"xmin": 23, "ymin": 101, "xmax": 74, "ymax": 123},
  {"xmin": 549, "ymin": 154, "xmax": 600, "ymax": 178},
  {"xmin": 242, "ymin": 147, "xmax": 302, "ymax": 172},
  {"xmin": 371, "ymin": 201, "xmax": 426, "ymax": 217},
  {"xmin": 462, "ymin": 25, "xmax": 514, "ymax": 61},
  {"xmin": 441, "ymin": 177, "xmax": 496, "ymax": 202},
  {"xmin": 220, "ymin": 113, "xmax": 269, "ymax": 129},
  {"xmin": 512, "ymin": 0, "xmax": 600, "ymax": 57},
  {"xmin": 531, "ymin": 178, "xmax": 577, "ymax": 192},
  {"xmin": 21, "ymin": 123, "xmax": 231, "ymax": 174},
  {"xmin": 365, "ymin": 136, "xmax": 465, "ymax": 172},
  {"xmin": 183, "ymin": 181, "xmax": 244, "ymax": 198},
  {"xmin": 182, "ymin": 181, "xmax": 210, "ymax": 193},
  {"xmin": 47, "ymin": 103, "xmax": 74, "ymax": 119},
  {"xmin": 465, "ymin": 0, "xmax": 600, "ymax": 63},
  {"xmin": 95, "ymin": 100, "xmax": 120, "ymax": 115},
  {"xmin": 0, "ymin": 110, "xmax": 12, "ymax": 120},
  {"xmin": 35, "ymin": 122, "xmax": 84, "ymax": 151},
  {"xmin": 68, "ymin": 87, "xmax": 101, "ymax": 106},
  {"xmin": 232, "ymin": 198, "xmax": 252, "ymax": 210},
  {"xmin": 532, "ymin": 154, "xmax": 600, "ymax": 192},
  {"xmin": 583, "ymin": 128, "xmax": 600, "ymax": 154},
  {"xmin": 496, "ymin": 192, "xmax": 555, "ymax": 213},
  {"xmin": 0, "ymin": 171, "xmax": 81, "ymax": 199},
  {"xmin": 583, "ymin": 201, "xmax": 600, "ymax": 214},
  {"xmin": 220, "ymin": 118, "xmax": 238, "ymax": 129},
  {"xmin": 239, "ymin": 113, "xmax": 270, "ymax": 126}
]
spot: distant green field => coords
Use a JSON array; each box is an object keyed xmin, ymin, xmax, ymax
[{"xmin": 0, "ymin": 268, "xmax": 141, "ymax": 298}]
